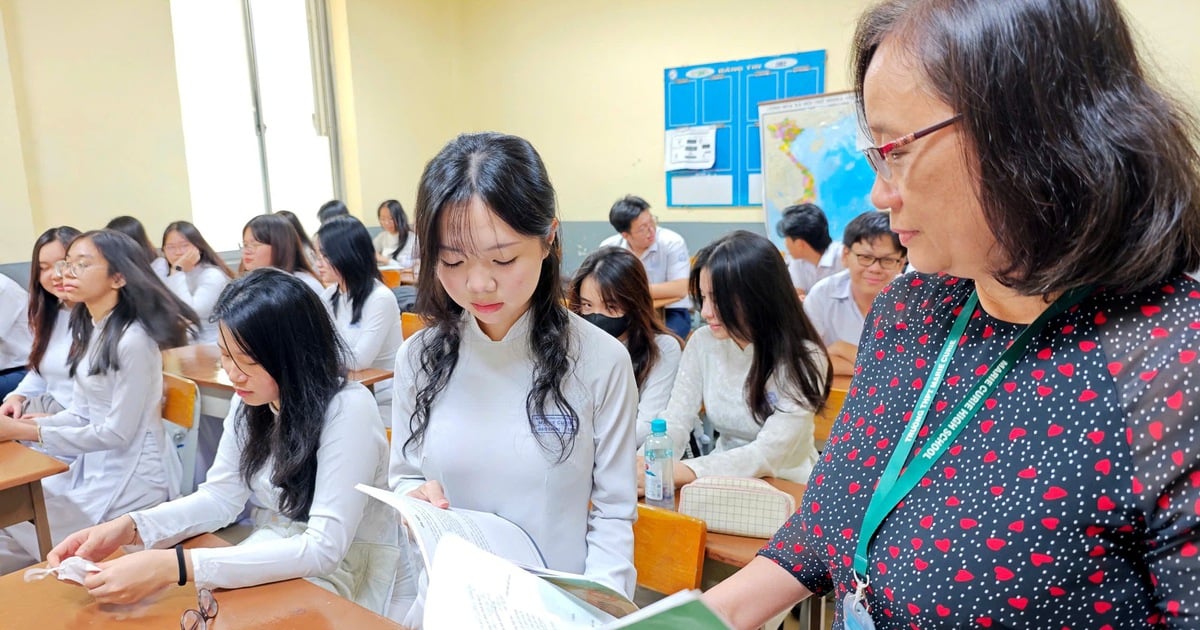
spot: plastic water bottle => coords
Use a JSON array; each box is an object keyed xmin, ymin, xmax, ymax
[{"xmin": 644, "ymin": 419, "xmax": 675, "ymax": 510}]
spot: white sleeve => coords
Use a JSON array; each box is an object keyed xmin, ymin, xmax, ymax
[
  {"xmin": 802, "ymin": 286, "xmax": 834, "ymax": 346},
  {"xmin": 152, "ymin": 257, "xmax": 169, "ymax": 279},
  {"xmin": 38, "ymin": 376, "xmax": 89, "ymax": 428},
  {"xmin": 660, "ymin": 332, "xmax": 707, "ymax": 455},
  {"xmin": 165, "ymin": 267, "xmax": 229, "ymax": 328},
  {"xmin": 10, "ymin": 369, "xmax": 48, "ymax": 400},
  {"xmin": 683, "ymin": 350, "xmax": 827, "ymax": 479},
  {"xmin": 341, "ymin": 289, "xmax": 400, "ymax": 371},
  {"xmin": 582, "ymin": 346, "xmax": 639, "ymax": 598},
  {"xmin": 0, "ymin": 283, "xmax": 29, "ymax": 359},
  {"xmin": 663, "ymin": 235, "xmax": 691, "ymax": 283},
  {"xmin": 373, "ymin": 231, "xmax": 387, "ymax": 256},
  {"xmin": 388, "ymin": 336, "xmax": 425, "ymax": 493},
  {"xmin": 38, "ymin": 332, "xmax": 160, "ymax": 455},
  {"xmin": 634, "ymin": 335, "xmax": 682, "ymax": 447}
]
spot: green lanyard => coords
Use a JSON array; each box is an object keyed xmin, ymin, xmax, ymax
[{"xmin": 852, "ymin": 286, "xmax": 1093, "ymax": 581}]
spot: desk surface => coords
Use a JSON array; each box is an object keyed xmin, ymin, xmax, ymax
[
  {"xmin": 0, "ymin": 441, "xmax": 68, "ymax": 490},
  {"xmin": 702, "ymin": 477, "xmax": 806, "ymax": 568},
  {"xmin": 831, "ymin": 374, "xmax": 851, "ymax": 393},
  {"xmin": 0, "ymin": 533, "xmax": 404, "ymax": 629},
  {"xmin": 163, "ymin": 344, "xmax": 392, "ymax": 391}
]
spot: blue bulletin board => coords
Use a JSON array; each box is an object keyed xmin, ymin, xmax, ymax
[{"xmin": 664, "ymin": 50, "xmax": 826, "ymax": 207}]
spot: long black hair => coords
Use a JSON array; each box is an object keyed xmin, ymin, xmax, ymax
[
  {"xmin": 212, "ymin": 268, "xmax": 349, "ymax": 521},
  {"xmin": 315, "ymin": 216, "xmax": 382, "ymax": 325},
  {"xmin": 105, "ymin": 216, "xmax": 160, "ymax": 269},
  {"xmin": 691, "ymin": 230, "xmax": 830, "ymax": 423},
  {"xmin": 407, "ymin": 132, "xmax": 576, "ymax": 461},
  {"xmin": 27, "ymin": 226, "xmax": 81, "ymax": 372},
  {"xmin": 274, "ymin": 210, "xmax": 315, "ymax": 253},
  {"xmin": 66, "ymin": 230, "xmax": 200, "ymax": 376},
  {"xmin": 568, "ymin": 247, "xmax": 678, "ymax": 390},
  {"xmin": 241, "ymin": 214, "xmax": 317, "ymax": 276},
  {"xmin": 162, "ymin": 221, "xmax": 235, "ymax": 279},
  {"xmin": 378, "ymin": 200, "xmax": 412, "ymax": 261}
]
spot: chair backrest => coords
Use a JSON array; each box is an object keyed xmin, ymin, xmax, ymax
[
  {"xmin": 633, "ymin": 504, "xmax": 707, "ymax": 594},
  {"xmin": 401, "ymin": 312, "xmax": 426, "ymax": 339},
  {"xmin": 813, "ymin": 385, "xmax": 846, "ymax": 451},
  {"xmin": 380, "ymin": 268, "xmax": 402, "ymax": 289},
  {"xmin": 163, "ymin": 373, "xmax": 199, "ymax": 430}
]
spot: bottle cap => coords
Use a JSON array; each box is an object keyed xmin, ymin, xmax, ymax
[{"xmin": 651, "ymin": 418, "xmax": 666, "ymax": 434}]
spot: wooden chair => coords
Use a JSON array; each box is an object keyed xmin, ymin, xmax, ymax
[
  {"xmin": 401, "ymin": 312, "xmax": 426, "ymax": 339},
  {"xmin": 380, "ymin": 268, "xmax": 402, "ymax": 289},
  {"xmin": 633, "ymin": 504, "xmax": 707, "ymax": 594},
  {"xmin": 161, "ymin": 373, "xmax": 200, "ymax": 495}
]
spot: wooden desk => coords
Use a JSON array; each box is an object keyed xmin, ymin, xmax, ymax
[
  {"xmin": 163, "ymin": 345, "xmax": 393, "ymax": 417},
  {"xmin": 701, "ymin": 477, "xmax": 806, "ymax": 568},
  {"xmin": 0, "ymin": 442, "xmax": 69, "ymax": 560},
  {"xmin": 0, "ymin": 533, "xmax": 403, "ymax": 628}
]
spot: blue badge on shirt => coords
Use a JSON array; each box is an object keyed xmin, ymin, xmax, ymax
[{"xmin": 532, "ymin": 414, "xmax": 575, "ymax": 434}]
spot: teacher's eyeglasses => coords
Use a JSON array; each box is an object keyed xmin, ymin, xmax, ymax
[
  {"xmin": 862, "ymin": 114, "xmax": 962, "ymax": 180},
  {"xmin": 179, "ymin": 588, "xmax": 219, "ymax": 630}
]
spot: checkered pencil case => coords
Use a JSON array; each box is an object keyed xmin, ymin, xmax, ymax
[{"xmin": 678, "ymin": 476, "xmax": 796, "ymax": 538}]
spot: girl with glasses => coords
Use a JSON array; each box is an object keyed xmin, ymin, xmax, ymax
[
  {"xmin": 239, "ymin": 214, "xmax": 324, "ymax": 295},
  {"xmin": 161, "ymin": 221, "xmax": 234, "ymax": 345},
  {"xmin": 647, "ymin": 230, "xmax": 831, "ymax": 493},
  {"xmin": 0, "ymin": 229, "xmax": 198, "ymax": 573},
  {"xmin": 388, "ymin": 132, "xmax": 638, "ymax": 622},
  {"xmin": 314, "ymin": 216, "xmax": 404, "ymax": 426},
  {"xmin": 0, "ymin": 227, "xmax": 81, "ymax": 420},
  {"xmin": 374, "ymin": 199, "xmax": 418, "ymax": 271},
  {"xmin": 48, "ymin": 269, "xmax": 398, "ymax": 613}
]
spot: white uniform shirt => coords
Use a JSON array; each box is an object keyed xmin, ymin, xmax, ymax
[
  {"xmin": 294, "ymin": 270, "xmax": 325, "ymax": 295},
  {"xmin": 163, "ymin": 264, "xmax": 231, "ymax": 345},
  {"xmin": 803, "ymin": 270, "xmax": 867, "ymax": 348},
  {"xmin": 374, "ymin": 232, "xmax": 419, "ymax": 270},
  {"xmin": 0, "ymin": 274, "xmax": 33, "ymax": 371},
  {"xmin": 633, "ymin": 333, "xmax": 682, "ymax": 447},
  {"xmin": 788, "ymin": 242, "xmax": 845, "ymax": 292},
  {"xmin": 322, "ymin": 281, "xmax": 403, "ymax": 425},
  {"xmin": 599, "ymin": 227, "xmax": 692, "ymax": 310},
  {"xmin": 390, "ymin": 310, "xmax": 638, "ymax": 597},
  {"xmin": 9, "ymin": 308, "xmax": 73, "ymax": 408},
  {"xmin": 660, "ymin": 326, "xmax": 824, "ymax": 484},
  {"xmin": 151, "ymin": 256, "xmax": 169, "ymax": 280},
  {"xmin": 131, "ymin": 384, "xmax": 396, "ymax": 597}
]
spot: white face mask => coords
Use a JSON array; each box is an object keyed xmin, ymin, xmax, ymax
[{"xmin": 24, "ymin": 555, "xmax": 102, "ymax": 585}]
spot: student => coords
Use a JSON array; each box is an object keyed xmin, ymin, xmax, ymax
[
  {"xmin": 314, "ymin": 216, "xmax": 403, "ymax": 425},
  {"xmin": 568, "ymin": 246, "xmax": 682, "ymax": 447},
  {"xmin": 0, "ymin": 227, "xmax": 80, "ymax": 418},
  {"xmin": 0, "ymin": 230, "xmax": 197, "ymax": 573},
  {"xmin": 651, "ymin": 231, "xmax": 830, "ymax": 489},
  {"xmin": 106, "ymin": 215, "xmax": 168, "ymax": 279},
  {"xmin": 317, "ymin": 199, "xmax": 350, "ymax": 223},
  {"xmin": 776, "ymin": 203, "xmax": 845, "ymax": 296},
  {"xmin": 47, "ymin": 269, "xmax": 398, "ymax": 613},
  {"xmin": 374, "ymin": 199, "xmax": 419, "ymax": 271},
  {"xmin": 275, "ymin": 209, "xmax": 319, "ymax": 266},
  {"xmin": 239, "ymin": 214, "xmax": 324, "ymax": 294},
  {"xmin": 803, "ymin": 211, "xmax": 906, "ymax": 375},
  {"xmin": 389, "ymin": 132, "xmax": 639, "ymax": 619},
  {"xmin": 162, "ymin": 221, "xmax": 234, "ymax": 345},
  {"xmin": 0, "ymin": 273, "xmax": 33, "ymax": 400},
  {"xmin": 598, "ymin": 195, "xmax": 693, "ymax": 339}
]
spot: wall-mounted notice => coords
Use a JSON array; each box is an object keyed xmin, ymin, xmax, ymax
[
  {"xmin": 664, "ymin": 50, "xmax": 825, "ymax": 207},
  {"xmin": 664, "ymin": 125, "xmax": 717, "ymax": 171}
]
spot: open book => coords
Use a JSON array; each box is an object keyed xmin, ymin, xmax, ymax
[{"xmin": 355, "ymin": 484, "xmax": 730, "ymax": 629}]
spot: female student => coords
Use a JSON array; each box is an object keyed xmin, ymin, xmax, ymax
[
  {"xmin": 568, "ymin": 246, "xmax": 682, "ymax": 447},
  {"xmin": 0, "ymin": 226, "xmax": 80, "ymax": 418},
  {"xmin": 389, "ymin": 132, "xmax": 639, "ymax": 617},
  {"xmin": 651, "ymin": 230, "xmax": 830, "ymax": 489},
  {"xmin": 314, "ymin": 216, "xmax": 404, "ymax": 425},
  {"xmin": 47, "ymin": 269, "xmax": 398, "ymax": 613},
  {"xmin": 239, "ymin": 214, "xmax": 324, "ymax": 294},
  {"xmin": 162, "ymin": 221, "xmax": 234, "ymax": 344},
  {"xmin": 374, "ymin": 199, "xmax": 418, "ymax": 270},
  {"xmin": 0, "ymin": 229, "xmax": 197, "ymax": 573},
  {"xmin": 275, "ymin": 209, "xmax": 319, "ymax": 266},
  {"xmin": 106, "ymin": 215, "xmax": 168, "ymax": 279}
]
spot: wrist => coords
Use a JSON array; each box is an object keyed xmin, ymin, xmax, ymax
[{"xmin": 125, "ymin": 514, "xmax": 140, "ymax": 545}]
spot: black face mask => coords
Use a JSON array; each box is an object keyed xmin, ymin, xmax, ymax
[{"xmin": 582, "ymin": 312, "xmax": 630, "ymax": 338}]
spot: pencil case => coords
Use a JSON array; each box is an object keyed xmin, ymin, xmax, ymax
[{"xmin": 677, "ymin": 476, "xmax": 796, "ymax": 538}]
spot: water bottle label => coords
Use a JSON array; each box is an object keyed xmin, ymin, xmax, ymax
[{"xmin": 646, "ymin": 466, "xmax": 664, "ymax": 502}]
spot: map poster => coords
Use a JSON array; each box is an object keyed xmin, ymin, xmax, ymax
[{"xmin": 758, "ymin": 91, "xmax": 877, "ymax": 250}]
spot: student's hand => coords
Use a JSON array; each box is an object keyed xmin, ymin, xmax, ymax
[
  {"xmin": 84, "ymin": 549, "xmax": 177, "ymax": 605},
  {"xmin": 170, "ymin": 245, "xmax": 201, "ymax": 274},
  {"xmin": 0, "ymin": 395, "xmax": 23, "ymax": 418},
  {"xmin": 795, "ymin": 288, "xmax": 807, "ymax": 301},
  {"xmin": 18, "ymin": 412, "xmax": 47, "ymax": 421},
  {"xmin": 673, "ymin": 461, "xmax": 697, "ymax": 488},
  {"xmin": 635, "ymin": 456, "xmax": 646, "ymax": 497},
  {"xmin": 408, "ymin": 480, "xmax": 450, "ymax": 508},
  {"xmin": 48, "ymin": 515, "xmax": 139, "ymax": 566},
  {"xmin": 0, "ymin": 415, "xmax": 37, "ymax": 442}
]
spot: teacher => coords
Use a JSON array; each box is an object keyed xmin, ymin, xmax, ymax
[{"xmin": 704, "ymin": 0, "xmax": 1200, "ymax": 628}]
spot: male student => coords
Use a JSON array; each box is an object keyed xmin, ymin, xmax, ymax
[
  {"xmin": 803, "ymin": 211, "xmax": 906, "ymax": 375},
  {"xmin": 599, "ymin": 195, "xmax": 693, "ymax": 339},
  {"xmin": 776, "ymin": 203, "xmax": 844, "ymax": 297}
]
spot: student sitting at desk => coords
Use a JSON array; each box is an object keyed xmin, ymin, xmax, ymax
[
  {"xmin": 0, "ymin": 227, "xmax": 80, "ymax": 418},
  {"xmin": 646, "ymin": 231, "xmax": 830, "ymax": 490},
  {"xmin": 0, "ymin": 230, "xmax": 198, "ymax": 573},
  {"xmin": 568, "ymin": 246, "xmax": 682, "ymax": 448},
  {"xmin": 375, "ymin": 199, "xmax": 419, "ymax": 270},
  {"xmin": 315, "ymin": 216, "xmax": 403, "ymax": 426},
  {"xmin": 389, "ymin": 132, "xmax": 639, "ymax": 621},
  {"xmin": 48, "ymin": 269, "xmax": 398, "ymax": 614},
  {"xmin": 803, "ymin": 211, "xmax": 906, "ymax": 375},
  {"xmin": 161, "ymin": 221, "xmax": 234, "ymax": 345},
  {"xmin": 239, "ymin": 214, "xmax": 324, "ymax": 294},
  {"xmin": 776, "ymin": 203, "xmax": 845, "ymax": 297}
]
